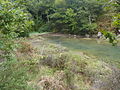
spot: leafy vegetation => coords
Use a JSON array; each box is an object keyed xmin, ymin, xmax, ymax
[
  {"xmin": 0, "ymin": 0, "xmax": 119, "ymax": 36},
  {"xmin": 0, "ymin": 0, "xmax": 34, "ymax": 37},
  {"xmin": 24, "ymin": 0, "xmax": 119, "ymax": 35},
  {"xmin": 0, "ymin": 0, "xmax": 34, "ymax": 89},
  {"xmin": 1, "ymin": 0, "xmax": 118, "ymax": 36},
  {"xmin": 0, "ymin": 0, "xmax": 120, "ymax": 90},
  {"xmin": 101, "ymin": 30, "xmax": 118, "ymax": 46}
]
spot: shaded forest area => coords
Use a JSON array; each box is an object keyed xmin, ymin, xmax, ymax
[
  {"xmin": 26, "ymin": 0, "xmax": 120, "ymax": 36},
  {"xmin": 1, "ymin": 0, "xmax": 120, "ymax": 36}
]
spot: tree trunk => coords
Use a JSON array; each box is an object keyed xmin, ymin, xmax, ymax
[{"xmin": 89, "ymin": 14, "xmax": 92, "ymax": 25}]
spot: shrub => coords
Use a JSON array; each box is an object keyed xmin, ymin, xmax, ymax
[
  {"xmin": 113, "ymin": 13, "xmax": 120, "ymax": 29},
  {"xmin": 0, "ymin": 35, "xmax": 39, "ymax": 90},
  {"xmin": 0, "ymin": 56, "xmax": 29, "ymax": 90},
  {"xmin": 81, "ymin": 23, "xmax": 98, "ymax": 36},
  {"xmin": 37, "ymin": 23, "xmax": 52, "ymax": 33},
  {"xmin": 0, "ymin": 0, "xmax": 34, "ymax": 37},
  {"xmin": 40, "ymin": 53, "xmax": 69, "ymax": 70},
  {"xmin": 0, "ymin": 33, "xmax": 29, "ymax": 90}
]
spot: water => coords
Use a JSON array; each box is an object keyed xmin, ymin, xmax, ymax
[{"xmin": 44, "ymin": 35, "xmax": 120, "ymax": 67}]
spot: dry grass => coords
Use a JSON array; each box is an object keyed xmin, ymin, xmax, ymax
[{"xmin": 13, "ymin": 36, "xmax": 120, "ymax": 90}]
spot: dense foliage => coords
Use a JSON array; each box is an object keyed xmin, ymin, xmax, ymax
[
  {"xmin": 0, "ymin": 0, "xmax": 34, "ymax": 37},
  {"xmin": 0, "ymin": 0, "xmax": 34, "ymax": 89},
  {"xmin": 0, "ymin": 0, "xmax": 119, "ymax": 36},
  {"xmin": 24, "ymin": 0, "xmax": 102, "ymax": 35},
  {"xmin": 0, "ymin": 0, "xmax": 120, "ymax": 89},
  {"xmin": 17, "ymin": 0, "xmax": 118, "ymax": 36}
]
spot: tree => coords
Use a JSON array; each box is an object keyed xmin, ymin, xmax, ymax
[{"xmin": 0, "ymin": 0, "xmax": 34, "ymax": 37}]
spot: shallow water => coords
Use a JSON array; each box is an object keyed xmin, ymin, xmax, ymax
[{"xmin": 44, "ymin": 35, "xmax": 120, "ymax": 66}]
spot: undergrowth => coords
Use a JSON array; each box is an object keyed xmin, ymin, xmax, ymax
[{"xmin": 0, "ymin": 35, "xmax": 118, "ymax": 90}]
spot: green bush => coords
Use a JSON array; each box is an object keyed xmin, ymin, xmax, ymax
[
  {"xmin": 37, "ymin": 23, "xmax": 52, "ymax": 33},
  {"xmin": 41, "ymin": 53, "xmax": 69, "ymax": 69},
  {"xmin": 0, "ymin": 0, "xmax": 34, "ymax": 37},
  {"xmin": 0, "ymin": 33, "xmax": 28, "ymax": 90},
  {"xmin": 113, "ymin": 13, "xmax": 120, "ymax": 29},
  {"xmin": 0, "ymin": 33, "xmax": 39, "ymax": 90},
  {"xmin": 81, "ymin": 23, "xmax": 98, "ymax": 36},
  {"xmin": 0, "ymin": 56, "xmax": 28, "ymax": 90}
]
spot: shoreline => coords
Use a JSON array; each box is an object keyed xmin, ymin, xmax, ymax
[{"xmin": 32, "ymin": 32, "xmax": 98, "ymax": 39}]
